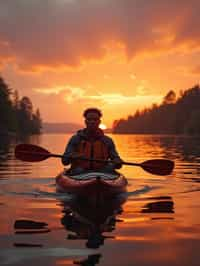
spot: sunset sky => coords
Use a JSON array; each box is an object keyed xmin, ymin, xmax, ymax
[{"xmin": 0, "ymin": 0, "xmax": 200, "ymax": 127}]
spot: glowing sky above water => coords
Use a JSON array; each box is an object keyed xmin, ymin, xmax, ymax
[{"xmin": 0, "ymin": 0, "xmax": 200, "ymax": 127}]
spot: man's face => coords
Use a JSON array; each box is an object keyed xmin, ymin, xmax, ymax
[{"xmin": 85, "ymin": 112, "xmax": 101, "ymax": 131}]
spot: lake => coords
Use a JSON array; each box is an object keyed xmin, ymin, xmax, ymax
[{"xmin": 0, "ymin": 133, "xmax": 200, "ymax": 266}]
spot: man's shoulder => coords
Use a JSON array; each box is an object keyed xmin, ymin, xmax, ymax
[
  {"xmin": 101, "ymin": 134, "xmax": 114, "ymax": 145},
  {"xmin": 102, "ymin": 134, "xmax": 112, "ymax": 140},
  {"xmin": 69, "ymin": 130, "xmax": 83, "ymax": 142}
]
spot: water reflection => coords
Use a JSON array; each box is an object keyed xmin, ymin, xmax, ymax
[
  {"xmin": 14, "ymin": 219, "xmax": 50, "ymax": 235},
  {"xmin": 13, "ymin": 243, "xmax": 43, "ymax": 248},
  {"xmin": 180, "ymin": 177, "xmax": 200, "ymax": 183},
  {"xmin": 13, "ymin": 219, "xmax": 49, "ymax": 248},
  {"xmin": 141, "ymin": 135, "xmax": 200, "ymax": 162},
  {"xmin": 0, "ymin": 135, "xmax": 11, "ymax": 161},
  {"xmin": 60, "ymin": 194, "xmax": 126, "ymax": 249},
  {"xmin": 141, "ymin": 198, "xmax": 174, "ymax": 214},
  {"xmin": 1, "ymin": 133, "xmax": 200, "ymax": 266}
]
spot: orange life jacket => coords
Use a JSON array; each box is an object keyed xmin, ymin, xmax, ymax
[{"xmin": 71, "ymin": 139, "xmax": 109, "ymax": 170}]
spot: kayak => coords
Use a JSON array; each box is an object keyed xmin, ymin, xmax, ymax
[{"xmin": 56, "ymin": 170, "xmax": 128, "ymax": 198}]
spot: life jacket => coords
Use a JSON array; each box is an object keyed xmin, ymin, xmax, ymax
[{"xmin": 71, "ymin": 138, "xmax": 109, "ymax": 170}]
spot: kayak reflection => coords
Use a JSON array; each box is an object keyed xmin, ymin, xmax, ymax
[{"xmin": 60, "ymin": 193, "xmax": 127, "ymax": 249}]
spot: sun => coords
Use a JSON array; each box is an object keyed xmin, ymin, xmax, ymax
[{"xmin": 99, "ymin": 123, "xmax": 107, "ymax": 130}]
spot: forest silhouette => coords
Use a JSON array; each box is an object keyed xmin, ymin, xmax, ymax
[
  {"xmin": 113, "ymin": 85, "xmax": 200, "ymax": 135},
  {"xmin": 0, "ymin": 75, "xmax": 42, "ymax": 136}
]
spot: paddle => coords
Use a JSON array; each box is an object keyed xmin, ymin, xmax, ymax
[{"xmin": 15, "ymin": 144, "xmax": 174, "ymax": 176}]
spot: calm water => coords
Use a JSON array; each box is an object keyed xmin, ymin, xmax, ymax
[{"xmin": 0, "ymin": 133, "xmax": 200, "ymax": 266}]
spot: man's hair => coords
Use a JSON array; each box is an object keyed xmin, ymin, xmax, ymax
[{"xmin": 83, "ymin": 108, "xmax": 102, "ymax": 118}]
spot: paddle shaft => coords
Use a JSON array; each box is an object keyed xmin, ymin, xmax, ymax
[
  {"xmin": 49, "ymin": 153, "xmax": 173, "ymax": 175},
  {"xmin": 45, "ymin": 152, "xmax": 140, "ymax": 165}
]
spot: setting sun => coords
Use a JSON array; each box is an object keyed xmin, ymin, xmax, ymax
[{"xmin": 99, "ymin": 123, "xmax": 107, "ymax": 130}]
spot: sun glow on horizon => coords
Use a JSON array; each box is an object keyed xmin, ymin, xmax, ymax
[{"xmin": 99, "ymin": 123, "xmax": 107, "ymax": 130}]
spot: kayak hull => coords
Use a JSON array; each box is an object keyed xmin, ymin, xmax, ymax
[{"xmin": 56, "ymin": 171, "xmax": 128, "ymax": 198}]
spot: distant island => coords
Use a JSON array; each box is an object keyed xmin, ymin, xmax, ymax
[
  {"xmin": 43, "ymin": 123, "xmax": 112, "ymax": 133},
  {"xmin": 42, "ymin": 122, "xmax": 82, "ymax": 133},
  {"xmin": 113, "ymin": 84, "xmax": 200, "ymax": 135}
]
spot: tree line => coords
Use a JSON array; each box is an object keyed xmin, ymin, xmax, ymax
[
  {"xmin": 113, "ymin": 84, "xmax": 200, "ymax": 135},
  {"xmin": 0, "ymin": 75, "xmax": 42, "ymax": 135}
]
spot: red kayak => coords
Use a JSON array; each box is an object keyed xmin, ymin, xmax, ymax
[{"xmin": 56, "ymin": 171, "xmax": 127, "ymax": 198}]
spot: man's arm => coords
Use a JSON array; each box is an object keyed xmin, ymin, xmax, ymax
[
  {"xmin": 104, "ymin": 136, "xmax": 123, "ymax": 169},
  {"xmin": 62, "ymin": 135, "xmax": 80, "ymax": 165},
  {"xmin": 105, "ymin": 137, "xmax": 121, "ymax": 159}
]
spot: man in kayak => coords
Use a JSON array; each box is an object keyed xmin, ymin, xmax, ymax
[{"xmin": 62, "ymin": 108, "xmax": 123, "ymax": 174}]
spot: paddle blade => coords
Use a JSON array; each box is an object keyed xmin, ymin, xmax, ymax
[
  {"xmin": 141, "ymin": 159, "xmax": 174, "ymax": 176},
  {"xmin": 15, "ymin": 144, "xmax": 51, "ymax": 162}
]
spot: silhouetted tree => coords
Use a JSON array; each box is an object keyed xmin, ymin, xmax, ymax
[
  {"xmin": 12, "ymin": 89, "xmax": 20, "ymax": 110},
  {"xmin": 163, "ymin": 90, "xmax": 176, "ymax": 105},
  {"xmin": 17, "ymin": 97, "xmax": 33, "ymax": 134},
  {"xmin": 0, "ymin": 76, "xmax": 16, "ymax": 133},
  {"xmin": 31, "ymin": 109, "xmax": 42, "ymax": 134},
  {"xmin": 0, "ymin": 75, "xmax": 42, "ymax": 135},
  {"xmin": 184, "ymin": 110, "xmax": 200, "ymax": 135}
]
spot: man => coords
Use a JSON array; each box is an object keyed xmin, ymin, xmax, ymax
[{"xmin": 62, "ymin": 108, "xmax": 123, "ymax": 174}]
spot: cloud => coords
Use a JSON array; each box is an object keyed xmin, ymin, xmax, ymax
[
  {"xmin": 35, "ymin": 85, "xmax": 86, "ymax": 103},
  {"xmin": 136, "ymin": 85, "xmax": 147, "ymax": 95},
  {"xmin": 130, "ymin": 74, "xmax": 136, "ymax": 80},
  {"xmin": 103, "ymin": 74, "xmax": 111, "ymax": 80},
  {"xmin": 192, "ymin": 64, "xmax": 200, "ymax": 75},
  {"xmin": 35, "ymin": 86, "xmax": 66, "ymax": 95},
  {"xmin": 174, "ymin": 64, "xmax": 200, "ymax": 77},
  {"xmin": 89, "ymin": 93, "xmax": 162, "ymax": 105},
  {"xmin": 0, "ymin": 40, "xmax": 14, "ymax": 68},
  {"xmin": 0, "ymin": 0, "xmax": 200, "ymax": 71},
  {"xmin": 34, "ymin": 84, "xmax": 162, "ymax": 106},
  {"xmin": 64, "ymin": 87, "xmax": 85, "ymax": 103}
]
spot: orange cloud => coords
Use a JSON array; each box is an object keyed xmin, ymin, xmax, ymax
[
  {"xmin": 0, "ymin": 1, "xmax": 200, "ymax": 72},
  {"xmin": 35, "ymin": 83, "xmax": 162, "ymax": 105},
  {"xmin": 192, "ymin": 65, "xmax": 200, "ymax": 75}
]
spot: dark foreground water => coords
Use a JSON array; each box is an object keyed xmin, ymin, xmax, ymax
[{"xmin": 0, "ymin": 133, "xmax": 200, "ymax": 266}]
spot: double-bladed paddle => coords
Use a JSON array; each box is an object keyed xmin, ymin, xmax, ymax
[{"xmin": 15, "ymin": 144, "xmax": 174, "ymax": 176}]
